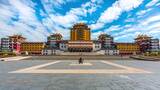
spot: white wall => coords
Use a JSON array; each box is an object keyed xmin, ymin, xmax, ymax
[
  {"xmin": 93, "ymin": 43, "xmax": 101, "ymax": 51},
  {"xmin": 59, "ymin": 43, "xmax": 68, "ymax": 51},
  {"xmin": 105, "ymin": 50, "xmax": 119, "ymax": 55}
]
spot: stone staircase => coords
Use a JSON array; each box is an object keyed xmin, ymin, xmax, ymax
[
  {"xmin": 58, "ymin": 51, "xmax": 104, "ymax": 55},
  {"xmin": 23, "ymin": 55, "xmax": 132, "ymax": 60}
]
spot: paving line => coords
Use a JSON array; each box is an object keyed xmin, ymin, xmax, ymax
[
  {"xmin": 9, "ymin": 60, "xmax": 152, "ymax": 74},
  {"xmin": 101, "ymin": 60, "xmax": 136, "ymax": 69},
  {"xmin": 70, "ymin": 63, "xmax": 92, "ymax": 66},
  {"xmin": 12, "ymin": 69, "xmax": 151, "ymax": 74},
  {"xmin": 10, "ymin": 61, "xmax": 61, "ymax": 73},
  {"xmin": 1, "ymin": 56, "xmax": 31, "ymax": 61},
  {"xmin": 101, "ymin": 60, "xmax": 152, "ymax": 73}
]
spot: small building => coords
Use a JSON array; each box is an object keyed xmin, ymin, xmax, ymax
[
  {"xmin": 9, "ymin": 35, "xmax": 26, "ymax": 54},
  {"xmin": 0, "ymin": 35, "xmax": 26, "ymax": 55},
  {"xmin": 93, "ymin": 40, "xmax": 101, "ymax": 51},
  {"xmin": 59, "ymin": 40, "xmax": 68, "ymax": 51},
  {"xmin": 9, "ymin": 35, "xmax": 26, "ymax": 43},
  {"xmin": 116, "ymin": 43, "xmax": 140, "ymax": 55},
  {"xmin": 135, "ymin": 35, "xmax": 152, "ymax": 53},
  {"xmin": 20, "ymin": 42, "xmax": 45, "ymax": 55},
  {"xmin": 0, "ymin": 38, "xmax": 12, "ymax": 52},
  {"xmin": 149, "ymin": 39, "xmax": 159, "ymax": 53},
  {"xmin": 98, "ymin": 33, "xmax": 114, "ymax": 49},
  {"xmin": 47, "ymin": 33, "xmax": 62, "ymax": 49},
  {"xmin": 98, "ymin": 34, "xmax": 119, "ymax": 55}
]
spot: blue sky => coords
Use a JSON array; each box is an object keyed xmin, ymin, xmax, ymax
[{"xmin": 0, "ymin": 0, "xmax": 160, "ymax": 42}]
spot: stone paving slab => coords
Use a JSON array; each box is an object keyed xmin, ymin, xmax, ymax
[
  {"xmin": 23, "ymin": 55, "xmax": 132, "ymax": 60},
  {"xmin": 0, "ymin": 59, "xmax": 160, "ymax": 90},
  {"xmin": 9, "ymin": 60, "xmax": 150, "ymax": 74},
  {"xmin": 39, "ymin": 61, "xmax": 120, "ymax": 70},
  {"xmin": 0, "ymin": 74, "xmax": 160, "ymax": 90}
]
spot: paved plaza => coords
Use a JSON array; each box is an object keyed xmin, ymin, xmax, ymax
[{"xmin": 0, "ymin": 56, "xmax": 160, "ymax": 90}]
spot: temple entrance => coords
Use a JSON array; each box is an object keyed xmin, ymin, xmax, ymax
[
  {"xmin": 68, "ymin": 48, "xmax": 92, "ymax": 52},
  {"xmin": 67, "ymin": 41, "xmax": 93, "ymax": 52}
]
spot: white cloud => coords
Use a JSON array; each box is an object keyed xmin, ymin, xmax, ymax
[
  {"xmin": 49, "ymin": 13, "xmax": 79, "ymax": 27},
  {"xmin": 9, "ymin": 0, "xmax": 35, "ymax": 21},
  {"xmin": 156, "ymin": 2, "xmax": 160, "ymax": 6},
  {"xmin": 0, "ymin": 0, "xmax": 159, "ymax": 42},
  {"xmin": 0, "ymin": 0, "xmax": 104, "ymax": 41},
  {"xmin": 147, "ymin": 21, "xmax": 160, "ymax": 30},
  {"xmin": 0, "ymin": 0, "xmax": 50, "ymax": 41},
  {"xmin": 113, "ymin": 14, "xmax": 160, "ymax": 41},
  {"xmin": 146, "ymin": 0, "xmax": 159, "ymax": 7},
  {"xmin": 105, "ymin": 25, "xmax": 122, "ymax": 33},
  {"xmin": 91, "ymin": 25, "xmax": 123, "ymax": 40},
  {"xmin": 91, "ymin": 31, "xmax": 103, "ymax": 40},
  {"xmin": 41, "ymin": 0, "xmax": 76, "ymax": 12},
  {"xmin": 136, "ymin": 8, "xmax": 152, "ymax": 16},
  {"xmin": 124, "ymin": 24, "xmax": 132, "ymax": 28},
  {"xmin": 102, "ymin": 3, "xmax": 160, "ymax": 42},
  {"xmin": 90, "ymin": 23, "xmax": 104, "ymax": 30},
  {"xmin": 99, "ymin": 0, "xmax": 143, "ymax": 23},
  {"xmin": 125, "ymin": 18, "xmax": 135, "ymax": 23},
  {"xmin": 98, "ymin": 2, "xmax": 122, "ymax": 23},
  {"xmin": 141, "ymin": 15, "xmax": 160, "ymax": 26},
  {"xmin": 42, "ymin": 0, "xmax": 103, "ymax": 36},
  {"xmin": 114, "ymin": 31, "xmax": 142, "ymax": 42},
  {"xmin": 90, "ymin": 0, "xmax": 143, "ymax": 30}
]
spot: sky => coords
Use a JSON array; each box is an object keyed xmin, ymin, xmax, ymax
[{"xmin": 0, "ymin": 0, "xmax": 160, "ymax": 42}]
